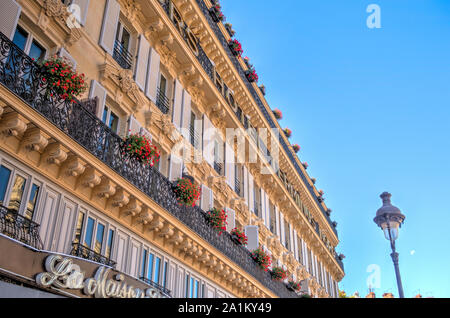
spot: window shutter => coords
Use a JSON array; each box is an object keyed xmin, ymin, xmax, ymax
[
  {"xmin": 289, "ymin": 224, "xmax": 294, "ymax": 252},
  {"xmin": 248, "ymin": 173, "xmax": 254, "ymax": 213},
  {"xmin": 58, "ymin": 47, "xmax": 77, "ymax": 69},
  {"xmin": 275, "ymin": 206, "xmax": 280, "ymax": 237},
  {"xmin": 99, "ymin": 0, "xmax": 120, "ymax": 56},
  {"xmin": 169, "ymin": 155, "xmax": 183, "ymax": 181},
  {"xmin": 89, "ymin": 80, "xmax": 107, "ymax": 118},
  {"xmin": 202, "ymin": 115, "xmax": 215, "ymax": 167},
  {"xmin": 225, "ymin": 142, "xmax": 235, "ymax": 189},
  {"xmin": 243, "ymin": 166, "xmax": 249, "ymax": 206},
  {"xmin": 71, "ymin": 0, "xmax": 90, "ymax": 26},
  {"xmin": 172, "ymin": 79, "xmax": 183, "ymax": 130},
  {"xmin": 293, "ymin": 229, "xmax": 299, "ymax": 260},
  {"xmin": 134, "ymin": 34, "xmax": 150, "ymax": 91},
  {"xmin": 201, "ymin": 185, "xmax": 213, "ymax": 212},
  {"xmin": 129, "ymin": 239, "xmax": 140, "ymax": 278},
  {"xmin": 127, "ymin": 115, "xmax": 141, "ymax": 136},
  {"xmin": 225, "ymin": 208, "xmax": 235, "ymax": 232},
  {"xmin": 181, "ymin": 90, "xmax": 191, "ymax": 140},
  {"xmin": 115, "ymin": 231, "xmax": 128, "ymax": 273},
  {"xmin": 280, "ymin": 212, "xmax": 285, "ymax": 246},
  {"xmin": 145, "ymin": 47, "xmax": 161, "ymax": 103},
  {"xmin": 265, "ymin": 191, "xmax": 270, "ymax": 227},
  {"xmin": 260, "ymin": 189, "xmax": 266, "ymax": 223},
  {"xmin": 0, "ymin": 0, "xmax": 21, "ymax": 40},
  {"xmin": 245, "ymin": 225, "xmax": 259, "ymax": 251}
]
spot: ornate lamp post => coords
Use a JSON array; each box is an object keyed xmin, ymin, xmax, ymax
[{"xmin": 374, "ymin": 192, "xmax": 406, "ymax": 298}]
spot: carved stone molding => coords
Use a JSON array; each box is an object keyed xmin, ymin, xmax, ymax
[
  {"xmin": 94, "ymin": 176, "xmax": 116, "ymax": 199},
  {"xmin": 79, "ymin": 167, "xmax": 102, "ymax": 189},
  {"xmin": 61, "ymin": 155, "xmax": 86, "ymax": 177},
  {"xmin": 120, "ymin": 198, "xmax": 142, "ymax": 218},
  {"xmin": 21, "ymin": 127, "xmax": 49, "ymax": 152},
  {"xmin": 110, "ymin": 188, "xmax": 130, "ymax": 208},
  {"xmin": 0, "ymin": 112, "xmax": 27, "ymax": 137},
  {"xmin": 41, "ymin": 142, "xmax": 68, "ymax": 166}
]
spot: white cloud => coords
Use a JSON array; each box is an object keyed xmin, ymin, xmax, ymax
[{"xmin": 410, "ymin": 250, "xmax": 416, "ymax": 256}]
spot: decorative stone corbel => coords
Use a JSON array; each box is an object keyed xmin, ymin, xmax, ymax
[
  {"xmin": 21, "ymin": 127, "xmax": 49, "ymax": 152},
  {"xmin": 168, "ymin": 229, "xmax": 184, "ymax": 246},
  {"xmin": 61, "ymin": 155, "xmax": 86, "ymax": 177},
  {"xmin": 79, "ymin": 167, "xmax": 102, "ymax": 189},
  {"xmin": 110, "ymin": 188, "xmax": 130, "ymax": 208},
  {"xmin": 147, "ymin": 215, "xmax": 164, "ymax": 232},
  {"xmin": 0, "ymin": 112, "xmax": 27, "ymax": 137},
  {"xmin": 120, "ymin": 198, "xmax": 142, "ymax": 218},
  {"xmin": 159, "ymin": 222, "xmax": 175, "ymax": 240},
  {"xmin": 94, "ymin": 176, "xmax": 116, "ymax": 199},
  {"xmin": 41, "ymin": 142, "xmax": 68, "ymax": 166}
]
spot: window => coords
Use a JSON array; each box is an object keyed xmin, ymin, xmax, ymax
[
  {"xmin": 141, "ymin": 250, "xmax": 163, "ymax": 285},
  {"xmin": 284, "ymin": 219, "xmax": 290, "ymax": 250},
  {"xmin": 269, "ymin": 202, "xmax": 276, "ymax": 234},
  {"xmin": 12, "ymin": 25, "xmax": 46, "ymax": 62},
  {"xmin": 297, "ymin": 235, "xmax": 303, "ymax": 264},
  {"xmin": 0, "ymin": 163, "xmax": 42, "ymax": 220},
  {"xmin": 159, "ymin": 74, "xmax": 167, "ymax": 95},
  {"xmin": 185, "ymin": 274, "xmax": 200, "ymax": 298},
  {"xmin": 102, "ymin": 106, "xmax": 119, "ymax": 133},
  {"xmin": 254, "ymin": 185, "xmax": 261, "ymax": 218},
  {"xmin": 113, "ymin": 22, "xmax": 133, "ymax": 69},
  {"xmin": 77, "ymin": 212, "xmax": 114, "ymax": 258}
]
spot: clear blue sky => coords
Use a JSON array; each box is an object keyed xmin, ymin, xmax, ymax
[{"xmin": 221, "ymin": 0, "xmax": 450, "ymax": 298}]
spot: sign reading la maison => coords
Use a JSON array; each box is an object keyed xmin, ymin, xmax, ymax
[{"xmin": 36, "ymin": 255, "xmax": 169, "ymax": 298}]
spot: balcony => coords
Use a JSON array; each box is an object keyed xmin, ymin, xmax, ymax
[
  {"xmin": 0, "ymin": 31, "xmax": 300, "ymax": 297},
  {"xmin": 139, "ymin": 277, "xmax": 172, "ymax": 298},
  {"xmin": 156, "ymin": 87, "xmax": 170, "ymax": 114},
  {"xmin": 70, "ymin": 242, "xmax": 117, "ymax": 268},
  {"xmin": 113, "ymin": 40, "xmax": 133, "ymax": 70},
  {"xmin": 0, "ymin": 205, "xmax": 43, "ymax": 250}
]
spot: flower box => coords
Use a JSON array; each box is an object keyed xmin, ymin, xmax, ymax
[
  {"xmin": 225, "ymin": 23, "xmax": 235, "ymax": 37},
  {"xmin": 173, "ymin": 177, "xmax": 201, "ymax": 207},
  {"xmin": 283, "ymin": 128, "xmax": 292, "ymax": 138},
  {"xmin": 228, "ymin": 39, "xmax": 243, "ymax": 57},
  {"xmin": 209, "ymin": 4, "xmax": 225, "ymax": 23},
  {"xmin": 206, "ymin": 208, "xmax": 227, "ymax": 235},
  {"xmin": 292, "ymin": 144, "xmax": 300, "ymax": 153},
  {"xmin": 270, "ymin": 266, "xmax": 288, "ymax": 281},
  {"xmin": 286, "ymin": 281, "xmax": 301, "ymax": 292},
  {"xmin": 251, "ymin": 248, "xmax": 271, "ymax": 272},
  {"xmin": 302, "ymin": 162, "xmax": 308, "ymax": 169},
  {"xmin": 230, "ymin": 228, "xmax": 248, "ymax": 246},
  {"xmin": 122, "ymin": 133, "xmax": 160, "ymax": 167},
  {"xmin": 273, "ymin": 109, "xmax": 283, "ymax": 120},
  {"xmin": 40, "ymin": 55, "xmax": 87, "ymax": 102},
  {"xmin": 245, "ymin": 69, "xmax": 258, "ymax": 83}
]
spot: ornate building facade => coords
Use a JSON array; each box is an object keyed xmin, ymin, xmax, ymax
[{"xmin": 0, "ymin": 0, "xmax": 344, "ymax": 298}]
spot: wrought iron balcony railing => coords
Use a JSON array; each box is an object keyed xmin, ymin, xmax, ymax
[
  {"xmin": 0, "ymin": 31, "xmax": 299, "ymax": 298},
  {"xmin": 189, "ymin": 123, "xmax": 200, "ymax": 149},
  {"xmin": 70, "ymin": 242, "xmax": 117, "ymax": 268},
  {"xmin": 139, "ymin": 277, "xmax": 172, "ymax": 298},
  {"xmin": 113, "ymin": 40, "xmax": 133, "ymax": 70},
  {"xmin": 235, "ymin": 178, "xmax": 242, "ymax": 197},
  {"xmin": 156, "ymin": 87, "xmax": 170, "ymax": 114},
  {"xmin": 0, "ymin": 205, "xmax": 43, "ymax": 250}
]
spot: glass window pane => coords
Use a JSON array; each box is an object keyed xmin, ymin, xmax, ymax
[
  {"xmin": 84, "ymin": 217, "xmax": 95, "ymax": 248},
  {"xmin": 94, "ymin": 223, "xmax": 105, "ymax": 254},
  {"xmin": 102, "ymin": 106, "xmax": 109, "ymax": 124},
  {"xmin": 24, "ymin": 184, "xmax": 40, "ymax": 220},
  {"xmin": 29, "ymin": 40, "xmax": 46, "ymax": 62},
  {"xmin": 109, "ymin": 112, "xmax": 119, "ymax": 133},
  {"xmin": 189, "ymin": 277, "xmax": 194, "ymax": 298},
  {"xmin": 105, "ymin": 229, "xmax": 114, "ymax": 259},
  {"xmin": 193, "ymin": 280, "xmax": 199, "ymax": 298},
  {"xmin": 141, "ymin": 249, "xmax": 147, "ymax": 278},
  {"xmin": 162, "ymin": 261, "xmax": 168, "ymax": 288},
  {"xmin": 159, "ymin": 75, "xmax": 167, "ymax": 94},
  {"xmin": 121, "ymin": 28, "xmax": 130, "ymax": 51},
  {"xmin": 73, "ymin": 212, "xmax": 85, "ymax": 245},
  {"xmin": 185, "ymin": 274, "xmax": 189, "ymax": 298},
  {"xmin": 147, "ymin": 253, "xmax": 154, "ymax": 281},
  {"xmin": 0, "ymin": 166, "xmax": 12, "ymax": 205},
  {"xmin": 12, "ymin": 26, "xmax": 28, "ymax": 51},
  {"xmin": 7, "ymin": 175, "xmax": 26, "ymax": 213},
  {"xmin": 154, "ymin": 257, "xmax": 161, "ymax": 284}
]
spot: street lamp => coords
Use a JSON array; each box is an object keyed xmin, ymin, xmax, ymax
[{"xmin": 374, "ymin": 192, "xmax": 406, "ymax": 298}]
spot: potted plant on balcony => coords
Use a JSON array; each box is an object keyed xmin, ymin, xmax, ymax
[
  {"xmin": 338, "ymin": 253, "xmax": 346, "ymax": 261},
  {"xmin": 206, "ymin": 208, "xmax": 228, "ymax": 235},
  {"xmin": 332, "ymin": 221, "xmax": 338, "ymax": 228},
  {"xmin": 243, "ymin": 56, "xmax": 253, "ymax": 68},
  {"xmin": 270, "ymin": 266, "xmax": 288, "ymax": 281},
  {"xmin": 122, "ymin": 132, "xmax": 160, "ymax": 167},
  {"xmin": 300, "ymin": 293, "xmax": 312, "ymax": 298},
  {"xmin": 251, "ymin": 248, "xmax": 271, "ymax": 272},
  {"xmin": 210, "ymin": 3, "xmax": 225, "ymax": 23},
  {"xmin": 245, "ymin": 68, "xmax": 258, "ymax": 83},
  {"xmin": 228, "ymin": 39, "xmax": 243, "ymax": 57},
  {"xmin": 311, "ymin": 177, "xmax": 316, "ymax": 184},
  {"xmin": 272, "ymin": 109, "xmax": 283, "ymax": 120},
  {"xmin": 326, "ymin": 208, "xmax": 332, "ymax": 216},
  {"xmin": 230, "ymin": 228, "xmax": 248, "ymax": 246},
  {"xmin": 292, "ymin": 144, "xmax": 300, "ymax": 153},
  {"xmin": 259, "ymin": 84, "xmax": 266, "ymax": 96},
  {"xmin": 302, "ymin": 162, "xmax": 309, "ymax": 169},
  {"xmin": 173, "ymin": 177, "xmax": 202, "ymax": 207},
  {"xmin": 318, "ymin": 190, "xmax": 324, "ymax": 202},
  {"xmin": 283, "ymin": 128, "xmax": 292, "ymax": 138},
  {"xmin": 40, "ymin": 55, "xmax": 87, "ymax": 102},
  {"xmin": 286, "ymin": 280, "xmax": 301, "ymax": 292},
  {"xmin": 224, "ymin": 23, "xmax": 235, "ymax": 37}
]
